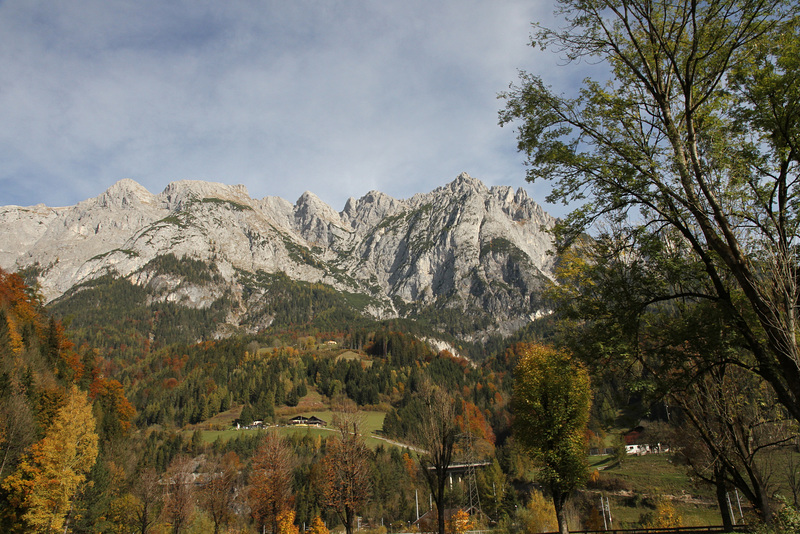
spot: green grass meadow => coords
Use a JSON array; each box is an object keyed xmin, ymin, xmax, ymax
[
  {"xmin": 196, "ymin": 410, "xmax": 395, "ymax": 450},
  {"xmin": 588, "ymin": 453, "xmax": 727, "ymax": 528}
]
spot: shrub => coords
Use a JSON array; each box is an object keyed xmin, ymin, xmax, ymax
[
  {"xmin": 752, "ymin": 497, "xmax": 800, "ymax": 534},
  {"xmin": 516, "ymin": 490, "xmax": 558, "ymax": 534},
  {"xmin": 639, "ymin": 499, "xmax": 683, "ymax": 528}
]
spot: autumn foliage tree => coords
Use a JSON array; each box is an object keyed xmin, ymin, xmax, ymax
[
  {"xmin": 319, "ymin": 425, "xmax": 371, "ymax": 534},
  {"xmin": 0, "ymin": 269, "xmax": 45, "ymax": 485},
  {"xmin": 2, "ymin": 385, "xmax": 99, "ymax": 533},
  {"xmin": 447, "ymin": 509, "xmax": 473, "ymax": 534},
  {"xmin": 307, "ymin": 515, "xmax": 330, "ymax": 534},
  {"xmin": 455, "ymin": 401, "xmax": 496, "ymax": 458},
  {"xmin": 641, "ymin": 499, "xmax": 684, "ymax": 529},
  {"xmin": 277, "ymin": 509, "xmax": 300, "ymax": 534},
  {"xmin": 513, "ymin": 344, "xmax": 592, "ymax": 534},
  {"xmin": 90, "ymin": 376, "xmax": 136, "ymax": 441},
  {"xmin": 249, "ymin": 432, "xmax": 295, "ymax": 534},
  {"xmin": 0, "ymin": 269, "xmax": 39, "ymax": 356}
]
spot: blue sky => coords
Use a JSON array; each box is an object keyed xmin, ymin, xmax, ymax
[{"xmin": 0, "ymin": 0, "xmax": 582, "ymax": 215}]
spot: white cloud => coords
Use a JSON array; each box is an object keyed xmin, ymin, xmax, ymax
[{"xmin": 0, "ymin": 0, "xmax": 580, "ymax": 216}]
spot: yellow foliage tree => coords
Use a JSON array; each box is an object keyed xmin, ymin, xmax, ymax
[
  {"xmin": 106, "ymin": 493, "xmax": 141, "ymax": 534},
  {"xmin": 641, "ymin": 499, "xmax": 683, "ymax": 528},
  {"xmin": 513, "ymin": 343, "xmax": 592, "ymax": 534},
  {"xmin": 308, "ymin": 515, "xmax": 330, "ymax": 534},
  {"xmin": 517, "ymin": 490, "xmax": 558, "ymax": 534},
  {"xmin": 447, "ymin": 509, "xmax": 473, "ymax": 534},
  {"xmin": 277, "ymin": 509, "xmax": 300, "ymax": 534},
  {"xmin": 2, "ymin": 385, "xmax": 99, "ymax": 532}
]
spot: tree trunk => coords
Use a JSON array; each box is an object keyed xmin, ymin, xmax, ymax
[
  {"xmin": 552, "ymin": 491, "xmax": 569, "ymax": 534},
  {"xmin": 756, "ymin": 483, "xmax": 773, "ymax": 524},
  {"xmin": 437, "ymin": 481, "xmax": 447, "ymax": 534},
  {"xmin": 714, "ymin": 465, "xmax": 734, "ymax": 532},
  {"xmin": 345, "ymin": 506, "xmax": 354, "ymax": 534}
]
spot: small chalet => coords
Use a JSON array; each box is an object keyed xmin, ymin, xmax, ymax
[
  {"xmin": 623, "ymin": 426, "xmax": 669, "ymax": 455},
  {"xmin": 288, "ymin": 415, "xmax": 327, "ymax": 427}
]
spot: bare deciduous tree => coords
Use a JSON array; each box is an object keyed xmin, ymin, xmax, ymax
[
  {"xmin": 163, "ymin": 455, "xmax": 196, "ymax": 534},
  {"xmin": 414, "ymin": 383, "xmax": 459, "ymax": 534},
  {"xmin": 674, "ymin": 365, "xmax": 795, "ymax": 524},
  {"xmin": 198, "ymin": 451, "xmax": 241, "ymax": 534},
  {"xmin": 131, "ymin": 467, "xmax": 163, "ymax": 534}
]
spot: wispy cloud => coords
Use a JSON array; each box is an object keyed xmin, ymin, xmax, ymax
[{"xmin": 0, "ymin": 0, "xmax": 577, "ymax": 214}]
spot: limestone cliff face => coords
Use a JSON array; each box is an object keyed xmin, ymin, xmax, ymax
[{"xmin": 1, "ymin": 173, "xmax": 556, "ymax": 338}]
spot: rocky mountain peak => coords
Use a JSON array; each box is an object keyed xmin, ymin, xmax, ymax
[
  {"xmin": 96, "ymin": 179, "xmax": 156, "ymax": 209},
  {"xmin": 295, "ymin": 191, "xmax": 337, "ymax": 217},
  {"xmin": 294, "ymin": 191, "xmax": 350, "ymax": 247},
  {"xmin": 341, "ymin": 190, "xmax": 403, "ymax": 232},
  {"xmin": 157, "ymin": 180, "xmax": 251, "ymax": 211},
  {"xmin": 410, "ymin": 173, "xmax": 489, "ymax": 210},
  {"xmin": 445, "ymin": 172, "xmax": 487, "ymax": 195},
  {"xmin": 454, "ymin": 171, "xmax": 486, "ymax": 189}
]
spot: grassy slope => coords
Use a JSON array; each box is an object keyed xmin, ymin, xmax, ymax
[
  {"xmin": 195, "ymin": 409, "xmax": 392, "ymax": 450},
  {"xmin": 588, "ymin": 453, "xmax": 725, "ymax": 528}
]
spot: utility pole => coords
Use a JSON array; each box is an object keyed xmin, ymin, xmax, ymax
[
  {"xmin": 462, "ymin": 427, "xmax": 482, "ymax": 517},
  {"xmin": 735, "ymin": 489, "xmax": 744, "ymax": 522},
  {"xmin": 600, "ymin": 497, "xmax": 607, "ymax": 530},
  {"xmin": 727, "ymin": 492, "xmax": 736, "ymax": 525}
]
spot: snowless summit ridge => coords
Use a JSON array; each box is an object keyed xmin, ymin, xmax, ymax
[{"xmin": 1, "ymin": 173, "xmax": 556, "ymax": 338}]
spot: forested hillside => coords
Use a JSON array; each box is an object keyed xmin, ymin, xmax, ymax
[
  {"xmin": 0, "ymin": 269, "xmax": 135, "ymax": 532},
  {"xmin": 1, "ymin": 267, "xmax": 530, "ymax": 533},
  {"xmin": 3, "ymin": 246, "xmax": 799, "ymax": 534}
]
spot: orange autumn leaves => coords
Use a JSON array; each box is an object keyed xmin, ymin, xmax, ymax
[
  {"xmin": 0, "ymin": 270, "xmax": 38, "ymax": 355},
  {"xmin": 0, "ymin": 268, "xmax": 135, "ymax": 434}
]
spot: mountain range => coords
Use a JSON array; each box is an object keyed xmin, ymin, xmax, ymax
[{"xmin": 0, "ymin": 172, "xmax": 556, "ymax": 342}]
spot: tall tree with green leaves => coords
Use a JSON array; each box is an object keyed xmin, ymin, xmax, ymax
[
  {"xmin": 513, "ymin": 343, "xmax": 591, "ymax": 534},
  {"xmin": 500, "ymin": 0, "xmax": 800, "ymax": 423},
  {"xmin": 550, "ymin": 235, "xmax": 794, "ymax": 526}
]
